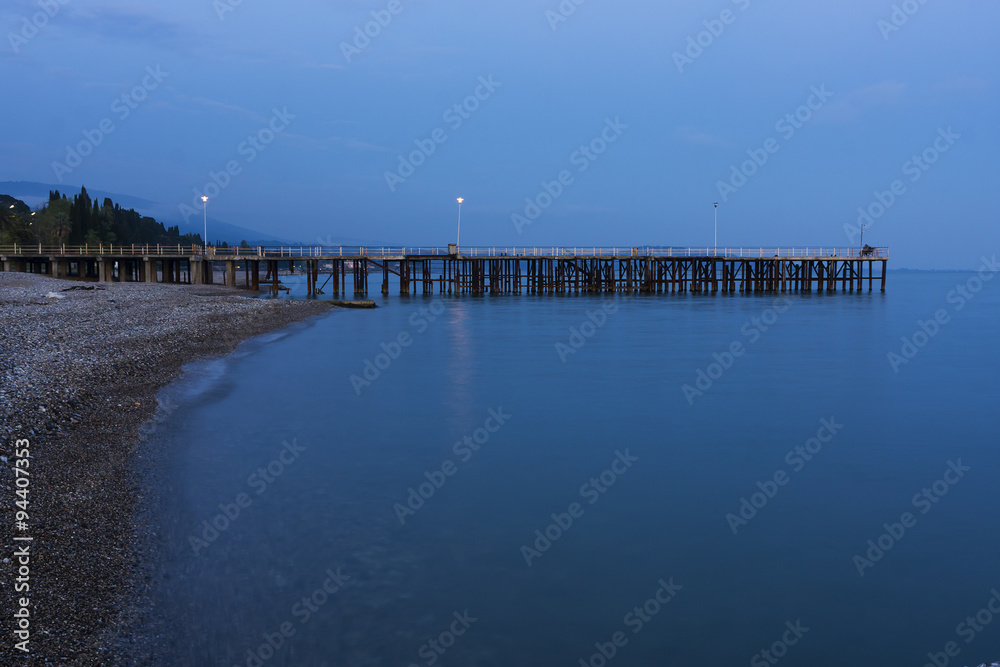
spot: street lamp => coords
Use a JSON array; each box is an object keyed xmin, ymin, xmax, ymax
[
  {"xmin": 860, "ymin": 222, "xmax": 868, "ymax": 257},
  {"xmin": 201, "ymin": 196, "xmax": 209, "ymax": 255},
  {"xmin": 456, "ymin": 197, "xmax": 464, "ymax": 249},
  {"xmin": 713, "ymin": 202, "xmax": 718, "ymax": 255}
]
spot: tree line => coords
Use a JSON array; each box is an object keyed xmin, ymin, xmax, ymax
[{"xmin": 0, "ymin": 186, "xmax": 203, "ymax": 247}]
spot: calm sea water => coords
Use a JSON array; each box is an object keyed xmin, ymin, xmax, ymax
[{"xmin": 142, "ymin": 270, "xmax": 1000, "ymax": 667}]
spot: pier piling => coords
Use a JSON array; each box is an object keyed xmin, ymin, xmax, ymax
[{"xmin": 0, "ymin": 246, "xmax": 888, "ymax": 297}]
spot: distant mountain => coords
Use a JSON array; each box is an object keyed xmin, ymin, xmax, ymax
[
  {"xmin": 0, "ymin": 181, "xmax": 294, "ymax": 246},
  {"xmin": 2, "ymin": 181, "xmax": 161, "ymax": 211}
]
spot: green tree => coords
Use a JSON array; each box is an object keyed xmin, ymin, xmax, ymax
[
  {"xmin": 0, "ymin": 196, "xmax": 32, "ymax": 245},
  {"xmin": 3, "ymin": 187, "xmax": 207, "ymax": 247}
]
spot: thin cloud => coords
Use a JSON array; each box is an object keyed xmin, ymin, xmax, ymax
[
  {"xmin": 931, "ymin": 76, "xmax": 990, "ymax": 94},
  {"xmin": 815, "ymin": 81, "xmax": 907, "ymax": 123},
  {"xmin": 0, "ymin": 0, "xmax": 51, "ymax": 17},
  {"xmin": 81, "ymin": 81, "xmax": 127, "ymax": 89},
  {"xmin": 410, "ymin": 46, "xmax": 467, "ymax": 56},
  {"xmin": 62, "ymin": 5, "xmax": 195, "ymax": 52},
  {"xmin": 190, "ymin": 97, "xmax": 266, "ymax": 122},
  {"xmin": 675, "ymin": 125, "xmax": 730, "ymax": 147},
  {"xmin": 300, "ymin": 62, "xmax": 346, "ymax": 71},
  {"xmin": 331, "ymin": 137, "xmax": 390, "ymax": 153},
  {"xmin": 276, "ymin": 132, "xmax": 331, "ymax": 151}
]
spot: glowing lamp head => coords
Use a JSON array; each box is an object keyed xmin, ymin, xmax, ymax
[
  {"xmin": 201, "ymin": 196, "xmax": 209, "ymax": 203},
  {"xmin": 457, "ymin": 198, "xmax": 464, "ymax": 204}
]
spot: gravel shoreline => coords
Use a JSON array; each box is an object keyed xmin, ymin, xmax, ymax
[{"xmin": 0, "ymin": 272, "xmax": 335, "ymax": 666}]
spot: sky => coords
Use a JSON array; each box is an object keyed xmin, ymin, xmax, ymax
[{"xmin": 1, "ymin": 0, "xmax": 997, "ymax": 268}]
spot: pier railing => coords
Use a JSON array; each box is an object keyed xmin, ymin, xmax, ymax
[{"xmin": 0, "ymin": 244, "xmax": 889, "ymax": 259}]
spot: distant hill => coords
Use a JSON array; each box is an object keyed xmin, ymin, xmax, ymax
[
  {"xmin": 0, "ymin": 194, "xmax": 32, "ymax": 215},
  {"xmin": 0, "ymin": 181, "xmax": 294, "ymax": 246},
  {"xmin": 2, "ymin": 181, "xmax": 159, "ymax": 211}
]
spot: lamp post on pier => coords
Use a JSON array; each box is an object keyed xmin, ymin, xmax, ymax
[
  {"xmin": 456, "ymin": 197, "xmax": 464, "ymax": 250},
  {"xmin": 713, "ymin": 202, "xmax": 718, "ymax": 255},
  {"xmin": 201, "ymin": 196, "xmax": 209, "ymax": 255}
]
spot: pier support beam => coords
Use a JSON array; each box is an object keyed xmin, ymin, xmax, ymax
[{"xmin": 0, "ymin": 251, "xmax": 889, "ymax": 295}]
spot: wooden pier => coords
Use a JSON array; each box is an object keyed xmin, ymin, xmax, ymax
[{"xmin": 0, "ymin": 245, "xmax": 889, "ymax": 296}]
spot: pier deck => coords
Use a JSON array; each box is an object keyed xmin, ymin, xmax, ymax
[{"xmin": 0, "ymin": 245, "xmax": 889, "ymax": 296}]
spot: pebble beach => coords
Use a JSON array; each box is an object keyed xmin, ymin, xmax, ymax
[{"xmin": 0, "ymin": 272, "xmax": 334, "ymax": 665}]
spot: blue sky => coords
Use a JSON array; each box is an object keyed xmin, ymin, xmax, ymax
[{"xmin": 1, "ymin": 0, "xmax": 997, "ymax": 268}]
